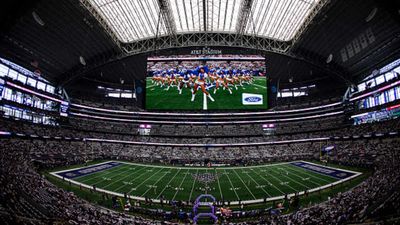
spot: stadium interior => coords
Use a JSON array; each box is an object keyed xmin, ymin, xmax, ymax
[{"xmin": 1, "ymin": 0, "xmax": 400, "ymax": 224}]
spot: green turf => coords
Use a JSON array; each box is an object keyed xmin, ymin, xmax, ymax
[
  {"xmin": 145, "ymin": 77, "xmax": 268, "ymax": 110},
  {"xmin": 57, "ymin": 161, "xmax": 355, "ymax": 203}
]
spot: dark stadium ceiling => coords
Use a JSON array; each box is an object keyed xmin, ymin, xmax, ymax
[{"xmin": 0, "ymin": 0, "xmax": 399, "ymax": 89}]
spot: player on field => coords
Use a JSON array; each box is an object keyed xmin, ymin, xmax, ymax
[
  {"xmin": 233, "ymin": 71, "xmax": 242, "ymax": 88},
  {"xmin": 213, "ymin": 70, "xmax": 232, "ymax": 94},
  {"xmin": 166, "ymin": 70, "xmax": 178, "ymax": 91},
  {"xmin": 208, "ymin": 69, "xmax": 218, "ymax": 85},
  {"xmin": 160, "ymin": 71, "xmax": 168, "ymax": 88},
  {"xmin": 191, "ymin": 67, "xmax": 214, "ymax": 102},
  {"xmin": 151, "ymin": 71, "xmax": 161, "ymax": 86},
  {"xmin": 226, "ymin": 70, "xmax": 238, "ymax": 90},
  {"xmin": 178, "ymin": 70, "xmax": 192, "ymax": 94}
]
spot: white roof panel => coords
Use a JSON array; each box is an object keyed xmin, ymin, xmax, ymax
[
  {"xmin": 88, "ymin": 0, "xmax": 167, "ymax": 43},
  {"xmin": 245, "ymin": 0, "xmax": 321, "ymax": 41},
  {"xmin": 86, "ymin": 0, "xmax": 322, "ymax": 43}
]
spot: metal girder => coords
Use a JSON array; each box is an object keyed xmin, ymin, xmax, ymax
[
  {"xmin": 59, "ymin": 30, "xmax": 350, "ymax": 87},
  {"xmin": 59, "ymin": 32, "xmax": 289, "ymax": 86},
  {"xmin": 59, "ymin": 0, "xmax": 352, "ymax": 87},
  {"xmin": 122, "ymin": 32, "xmax": 290, "ymax": 55},
  {"xmin": 157, "ymin": 0, "xmax": 177, "ymax": 37},
  {"xmin": 203, "ymin": 0, "xmax": 207, "ymax": 32},
  {"xmin": 235, "ymin": 0, "xmax": 253, "ymax": 35}
]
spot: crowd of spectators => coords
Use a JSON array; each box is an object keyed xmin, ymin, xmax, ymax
[
  {"xmin": 1, "ymin": 116, "xmax": 400, "ymax": 224},
  {"xmin": 2, "ymin": 116, "xmax": 400, "ymax": 146}
]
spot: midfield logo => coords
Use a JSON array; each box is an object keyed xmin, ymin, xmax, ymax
[{"xmin": 192, "ymin": 173, "xmax": 219, "ymax": 184}]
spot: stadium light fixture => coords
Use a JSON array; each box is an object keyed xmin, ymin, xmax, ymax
[
  {"xmin": 79, "ymin": 56, "xmax": 86, "ymax": 66},
  {"xmin": 365, "ymin": 7, "xmax": 378, "ymax": 22},
  {"xmin": 32, "ymin": 11, "xmax": 45, "ymax": 26},
  {"xmin": 326, "ymin": 54, "xmax": 333, "ymax": 63}
]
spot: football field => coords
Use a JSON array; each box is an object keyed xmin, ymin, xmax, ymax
[
  {"xmin": 52, "ymin": 161, "xmax": 360, "ymax": 204},
  {"xmin": 145, "ymin": 76, "xmax": 268, "ymax": 110}
]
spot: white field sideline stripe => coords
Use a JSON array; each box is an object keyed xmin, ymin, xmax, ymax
[
  {"xmin": 83, "ymin": 137, "xmax": 330, "ymax": 147},
  {"xmin": 252, "ymin": 83, "xmax": 267, "ymax": 89},
  {"xmin": 50, "ymin": 161, "xmax": 120, "ymax": 174},
  {"xmin": 203, "ymin": 93, "xmax": 207, "ymax": 110},
  {"xmin": 50, "ymin": 161, "xmax": 362, "ymax": 205},
  {"xmin": 70, "ymin": 102, "xmax": 341, "ymax": 116},
  {"xmin": 69, "ymin": 110, "xmax": 344, "ymax": 125}
]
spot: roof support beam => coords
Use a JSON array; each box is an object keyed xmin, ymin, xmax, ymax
[
  {"xmin": 157, "ymin": 0, "xmax": 177, "ymax": 37},
  {"xmin": 203, "ymin": 0, "xmax": 207, "ymax": 32},
  {"xmin": 235, "ymin": 0, "xmax": 252, "ymax": 35},
  {"xmin": 58, "ymin": 31, "xmax": 353, "ymax": 86}
]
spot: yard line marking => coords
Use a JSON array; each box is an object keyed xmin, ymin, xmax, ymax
[
  {"xmin": 267, "ymin": 167, "xmax": 312, "ymax": 190},
  {"xmin": 100, "ymin": 166, "xmax": 148, "ymax": 189},
  {"xmin": 146, "ymin": 84, "xmax": 157, "ymax": 89},
  {"xmin": 141, "ymin": 169, "xmax": 174, "ymax": 197},
  {"xmin": 281, "ymin": 165, "xmax": 327, "ymax": 186},
  {"xmin": 232, "ymin": 169, "xmax": 257, "ymax": 200},
  {"xmin": 186, "ymin": 169, "xmax": 198, "ymax": 202},
  {"xmin": 204, "ymin": 168, "xmax": 209, "ymax": 195},
  {"xmin": 156, "ymin": 169, "xmax": 182, "ymax": 199},
  {"xmin": 203, "ymin": 93, "xmax": 207, "ymax": 110},
  {"xmin": 251, "ymin": 168, "xmax": 285, "ymax": 195},
  {"xmin": 172, "ymin": 170, "xmax": 193, "ymax": 200},
  {"xmin": 127, "ymin": 168, "xmax": 164, "ymax": 195},
  {"xmin": 224, "ymin": 169, "xmax": 241, "ymax": 201},
  {"xmin": 114, "ymin": 160, "xmax": 292, "ymax": 170},
  {"xmin": 90, "ymin": 165, "xmax": 138, "ymax": 187},
  {"xmin": 241, "ymin": 168, "xmax": 271, "ymax": 197},
  {"xmin": 259, "ymin": 167, "xmax": 298, "ymax": 193},
  {"xmin": 278, "ymin": 167, "xmax": 322, "ymax": 186},
  {"xmin": 112, "ymin": 166, "xmax": 149, "ymax": 192},
  {"xmin": 252, "ymin": 83, "xmax": 267, "ymax": 89},
  {"xmin": 283, "ymin": 164, "xmax": 334, "ymax": 183},
  {"xmin": 215, "ymin": 170, "xmax": 224, "ymax": 200},
  {"xmin": 76, "ymin": 164, "xmax": 130, "ymax": 183}
]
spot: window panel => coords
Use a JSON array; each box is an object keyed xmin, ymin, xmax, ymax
[
  {"xmin": 8, "ymin": 69, "xmax": 18, "ymax": 80},
  {"xmin": 393, "ymin": 66, "xmax": 400, "ymax": 76},
  {"xmin": 388, "ymin": 88, "xmax": 395, "ymax": 102},
  {"xmin": 37, "ymin": 81, "xmax": 46, "ymax": 91},
  {"xmin": 0, "ymin": 64, "xmax": 9, "ymax": 77},
  {"xmin": 396, "ymin": 87, "xmax": 400, "ymax": 100},
  {"xmin": 14, "ymin": 109, "xmax": 22, "ymax": 118},
  {"xmin": 17, "ymin": 74, "xmax": 27, "ymax": 84},
  {"xmin": 27, "ymin": 77, "xmax": 37, "ymax": 88},
  {"xmin": 375, "ymin": 74, "xmax": 385, "ymax": 85},
  {"xmin": 281, "ymin": 92, "xmax": 293, "ymax": 97},
  {"xmin": 46, "ymin": 85, "xmax": 55, "ymax": 94},
  {"xmin": 385, "ymin": 72, "xmax": 395, "ymax": 82},
  {"xmin": 107, "ymin": 92, "xmax": 120, "ymax": 98},
  {"xmin": 358, "ymin": 82, "xmax": 366, "ymax": 92},
  {"xmin": 121, "ymin": 93, "xmax": 133, "ymax": 98},
  {"xmin": 378, "ymin": 92, "xmax": 385, "ymax": 105}
]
